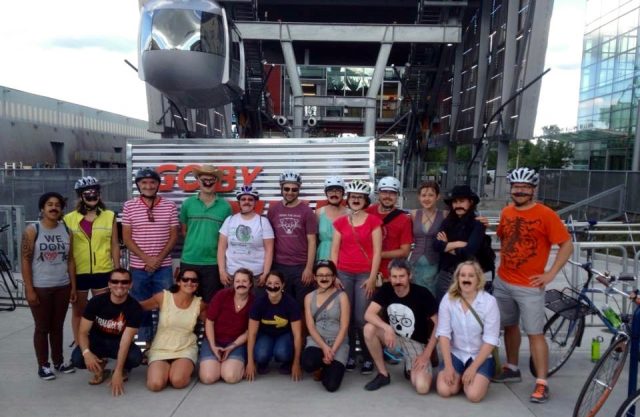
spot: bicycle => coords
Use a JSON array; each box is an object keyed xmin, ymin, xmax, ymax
[
  {"xmin": 617, "ymin": 388, "xmax": 640, "ymax": 417},
  {"xmin": 572, "ymin": 267, "xmax": 637, "ymax": 417},
  {"xmin": 0, "ymin": 224, "xmax": 18, "ymax": 311}
]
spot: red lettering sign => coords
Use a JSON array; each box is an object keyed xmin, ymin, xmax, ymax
[{"xmin": 154, "ymin": 164, "xmax": 262, "ymax": 192}]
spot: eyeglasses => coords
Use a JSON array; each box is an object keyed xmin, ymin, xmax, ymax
[
  {"xmin": 283, "ymin": 187, "xmax": 299, "ymax": 193},
  {"xmin": 110, "ymin": 279, "xmax": 131, "ymax": 285},
  {"xmin": 315, "ymin": 260, "xmax": 332, "ymax": 266},
  {"xmin": 147, "ymin": 208, "xmax": 155, "ymax": 222},
  {"xmin": 349, "ymin": 195, "xmax": 365, "ymax": 200},
  {"xmin": 326, "ymin": 188, "xmax": 343, "ymax": 194},
  {"xmin": 315, "ymin": 274, "xmax": 334, "ymax": 279},
  {"xmin": 239, "ymin": 197, "xmax": 255, "ymax": 202},
  {"xmin": 180, "ymin": 277, "xmax": 199, "ymax": 283},
  {"xmin": 82, "ymin": 191, "xmax": 99, "ymax": 201}
]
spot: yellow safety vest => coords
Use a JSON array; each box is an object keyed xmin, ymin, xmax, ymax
[{"xmin": 64, "ymin": 210, "xmax": 116, "ymax": 274}]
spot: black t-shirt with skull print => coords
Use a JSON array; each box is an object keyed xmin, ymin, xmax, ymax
[{"xmin": 372, "ymin": 283, "xmax": 437, "ymax": 344}]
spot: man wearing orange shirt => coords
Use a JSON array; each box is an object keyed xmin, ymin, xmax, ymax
[{"xmin": 492, "ymin": 168, "xmax": 572, "ymax": 404}]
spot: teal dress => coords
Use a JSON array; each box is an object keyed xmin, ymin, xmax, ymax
[{"xmin": 317, "ymin": 207, "xmax": 335, "ymax": 260}]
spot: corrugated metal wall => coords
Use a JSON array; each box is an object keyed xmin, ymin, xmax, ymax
[{"xmin": 127, "ymin": 137, "xmax": 375, "ymax": 210}]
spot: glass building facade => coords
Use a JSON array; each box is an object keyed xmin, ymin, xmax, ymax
[{"xmin": 576, "ymin": 0, "xmax": 640, "ymax": 169}]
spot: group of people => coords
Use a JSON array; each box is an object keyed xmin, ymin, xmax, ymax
[{"xmin": 21, "ymin": 165, "xmax": 571, "ymax": 404}]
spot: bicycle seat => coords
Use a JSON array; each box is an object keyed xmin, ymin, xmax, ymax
[{"xmin": 618, "ymin": 273, "xmax": 636, "ymax": 282}]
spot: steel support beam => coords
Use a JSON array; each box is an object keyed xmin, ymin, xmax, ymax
[
  {"xmin": 634, "ymin": 102, "xmax": 640, "ymax": 171},
  {"xmin": 495, "ymin": 0, "xmax": 519, "ymax": 197},
  {"xmin": 516, "ymin": 0, "xmax": 554, "ymax": 139},
  {"xmin": 236, "ymin": 22, "xmax": 461, "ymax": 43},
  {"xmin": 281, "ymin": 36, "xmax": 305, "ymax": 137},
  {"xmin": 364, "ymin": 41, "xmax": 393, "ymax": 137},
  {"xmin": 294, "ymin": 96, "xmax": 377, "ymax": 108},
  {"xmin": 446, "ymin": 43, "xmax": 464, "ymax": 190}
]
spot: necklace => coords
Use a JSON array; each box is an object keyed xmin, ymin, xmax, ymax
[
  {"xmin": 422, "ymin": 208, "xmax": 436, "ymax": 225},
  {"xmin": 235, "ymin": 295, "xmax": 248, "ymax": 310}
]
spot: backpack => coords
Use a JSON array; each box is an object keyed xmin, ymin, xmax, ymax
[{"xmin": 475, "ymin": 234, "xmax": 496, "ymax": 274}]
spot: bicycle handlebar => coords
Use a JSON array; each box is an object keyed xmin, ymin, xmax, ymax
[
  {"xmin": 568, "ymin": 259, "xmax": 635, "ymax": 299},
  {"xmin": 0, "ymin": 224, "xmax": 9, "ymax": 233}
]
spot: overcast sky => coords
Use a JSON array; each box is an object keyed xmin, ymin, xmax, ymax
[{"xmin": 0, "ymin": 0, "xmax": 585, "ymax": 135}]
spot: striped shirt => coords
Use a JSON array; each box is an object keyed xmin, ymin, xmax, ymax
[{"xmin": 122, "ymin": 197, "xmax": 179, "ymax": 269}]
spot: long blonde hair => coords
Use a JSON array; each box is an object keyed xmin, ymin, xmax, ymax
[{"xmin": 447, "ymin": 260, "xmax": 486, "ymax": 300}]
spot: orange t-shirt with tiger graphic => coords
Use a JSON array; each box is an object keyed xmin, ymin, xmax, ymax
[{"xmin": 497, "ymin": 203, "xmax": 570, "ymax": 287}]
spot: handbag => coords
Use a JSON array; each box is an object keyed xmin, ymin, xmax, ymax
[
  {"xmin": 460, "ymin": 297, "xmax": 502, "ymax": 376},
  {"xmin": 349, "ymin": 215, "xmax": 383, "ymax": 287}
]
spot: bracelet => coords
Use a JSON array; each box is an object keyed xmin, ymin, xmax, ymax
[{"xmin": 82, "ymin": 348, "xmax": 90, "ymax": 356}]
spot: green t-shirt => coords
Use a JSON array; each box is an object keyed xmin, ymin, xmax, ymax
[{"xmin": 179, "ymin": 194, "xmax": 232, "ymax": 265}]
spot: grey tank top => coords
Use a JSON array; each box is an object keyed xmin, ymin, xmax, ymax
[
  {"xmin": 410, "ymin": 209, "xmax": 444, "ymax": 264},
  {"xmin": 306, "ymin": 289, "xmax": 349, "ymax": 364},
  {"xmin": 32, "ymin": 222, "xmax": 70, "ymax": 287}
]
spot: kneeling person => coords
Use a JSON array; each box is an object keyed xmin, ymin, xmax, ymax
[
  {"xmin": 71, "ymin": 268, "xmax": 143, "ymax": 396},
  {"xmin": 363, "ymin": 259, "xmax": 438, "ymax": 393}
]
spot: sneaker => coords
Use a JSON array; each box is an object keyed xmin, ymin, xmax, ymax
[
  {"xmin": 361, "ymin": 360, "xmax": 374, "ymax": 375},
  {"xmin": 38, "ymin": 363, "xmax": 56, "ymax": 381},
  {"xmin": 383, "ymin": 348, "xmax": 402, "ymax": 365},
  {"xmin": 530, "ymin": 382, "xmax": 549, "ymax": 403},
  {"xmin": 54, "ymin": 361, "xmax": 76, "ymax": 374},
  {"xmin": 364, "ymin": 373, "xmax": 390, "ymax": 391},
  {"xmin": 345, "ymin": 357, "xmax": 357, "ymax": 372},
  {"xmin": 491, "ymin": 366, "xmax": 522, "ymax": 383}
]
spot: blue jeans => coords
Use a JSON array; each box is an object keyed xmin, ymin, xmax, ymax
[
  {"xmin": 129, "ymin": 266, "xmax": 174, "ymax": 342},
  {"xmin": 254, "ymin": 332, "xmax": 293, "ymax": 366},
  {"xmin": 71, "ymin": 333, "xmax": 143, "ymax": 371}
]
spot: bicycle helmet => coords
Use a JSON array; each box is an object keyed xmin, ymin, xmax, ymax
[
  {"xmin": 74, "ymin": 176, "xmax": 100, "ymax": 193},
  {"xmin": 507, "ymin": 167, "xmax": 539, "ymax": 186},
  {"xmin": 377, "ymin": 176, "xmax": 401, "ymax": 192},
  {"xmin": 324, "ymin": 176, "xmax": 345, "ymax": 191},
  {"xmin": 345, "ymin": 180, "xmax": 371, "ymax": 195},
  {"xmin": 279, "ymin": 170, "xmax": 302, "ymax": 185},
  {"xmin": 135, "ymin": 167, "xmax": 161, "ymax": 183},
  {"xmin": 235, "ymin": 185, "xmax": 260, "ymax": 200}
]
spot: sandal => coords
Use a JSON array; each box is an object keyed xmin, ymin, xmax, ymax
[{"xmin": 88, "ymin": 369, "xmax": 112, "ymax": 385}]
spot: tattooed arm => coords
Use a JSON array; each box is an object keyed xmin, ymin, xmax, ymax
[{"xmin": 21, "ymin": 225, "xmax": 38, "ymax": 306}]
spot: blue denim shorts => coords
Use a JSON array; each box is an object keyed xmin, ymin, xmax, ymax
[
  {"xmin": 442, "ymin": 353, "xmax": 495, "ymax": 380},
  {"xmin": 200, "ymin": 340, "xmax": 247, "ymax": 363}
]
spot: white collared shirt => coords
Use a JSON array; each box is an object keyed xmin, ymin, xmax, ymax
[{"xmin": 436, "ymin": 290, "xmax": 500, "ymax": 363}]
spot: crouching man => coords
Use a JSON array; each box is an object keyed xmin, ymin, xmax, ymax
[
  {"xmin": 71, "ymin": 268, "xmax": 143, "ymax": 396},
  {"xmin": 362, "ymin": 259, "xmax": 438, "ymax": 393}
]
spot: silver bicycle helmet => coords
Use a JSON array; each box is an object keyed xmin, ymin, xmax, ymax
[
  {"xmin": 507, "ymin": 167, "xmax": 539, "ymax": 186},
  {"xmin": 279, "ymin": 170, "xmax": 302, "ymax": 185},
  {"xmin": 345, "ymin": 180, "xmax": 371, "ymax": 195},
  {"xmin": 74, "ymin": 176, "xmax": 100, "ymax": 192},
  {"xmin": 235, "ymin": 185, "xmax": 260, "ymax": 200},
  {"xmin": 324, "ymin": 176, "xmax": 345, "ymax": 191},
  {"xmin": 377, "ymin": 176, "xmax": 401, "ymax": 192}
]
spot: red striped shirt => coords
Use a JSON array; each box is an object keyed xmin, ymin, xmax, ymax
[{"xmin": 122, "ymin": 197, "xmax": 179, "ymax": 268}]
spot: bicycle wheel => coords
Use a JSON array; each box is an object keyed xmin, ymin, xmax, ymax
[
  {"xmin": 573, "ymin": 336, "xmax": 630, "ymax": 417},
  {"xmin": 616, "ymin": 389, "xmax": 640, "ymax": 417},
  {"xmin": 529, "ymin": 313, "xmax": 585, "ymax": 377}
]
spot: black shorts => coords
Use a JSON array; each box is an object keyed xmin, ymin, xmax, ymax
[{"xmin": 76, "ymin": 272, "xmax": 110, "ymax": 291}]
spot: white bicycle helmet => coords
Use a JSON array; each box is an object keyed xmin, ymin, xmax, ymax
[
  {"xmin": 345, "ymin": 180, "xmax": 371, "ymax": 195},
  {"xmin": 507, "ymin": 167, "xmax": 539, "ymax": 186},
  {"xmin": 279, "ymin": 170, "xmax": 302, "ymax": 185},
  {"xmin": 74, "ymin": 176, "xmax": 100, "ymax": 192},
  {"xmin": 235, "ymin": 185, "xmax": 260, "ymax": 200},
  {"xmin": 377, "ymin": 176, "xmax": 401, "ymax": 192},
  {"xmin": 324, "ymin": 176, "xmax": 345, "ymax": 191}
]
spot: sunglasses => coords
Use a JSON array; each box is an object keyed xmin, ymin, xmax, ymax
[
  {"xmin": 110, "ymin": 279, "xmax": 131, "ymax": 285},
  {"xmin": 200, "ymin": 178, "xmax": 217, "ymax": 187},
  {"xmin": 283, "ymin": 187, "xmax": 299, "ymax": 193},
  {"xmin": 315, "ymin": 274, "xmax": 334, "ymax": 279},
  {"xmin": 180, "ymin": 277, "xmax": 199, "ymax": 283},
  {"xmin": 147, "ymin": 208, "xmax": 155, "ymax": 222}
]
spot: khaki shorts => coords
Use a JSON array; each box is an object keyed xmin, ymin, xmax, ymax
[
  {"xmin": 493, "ymin": 276, "xmax": 545, "ymax": 335},
  {"xmin": 397, "ymin": 336, "xmax": 432, "ymax": 374}
]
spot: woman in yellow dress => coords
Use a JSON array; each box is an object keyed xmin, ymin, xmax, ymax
[{"xmin": 140, "ymin": 269, "xmax": 204, "ymax": 391}]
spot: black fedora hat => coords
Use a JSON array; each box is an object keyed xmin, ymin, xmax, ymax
[{"xmin": 444, "ymin": 185, "xmax": 480, "ymax": 206}]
